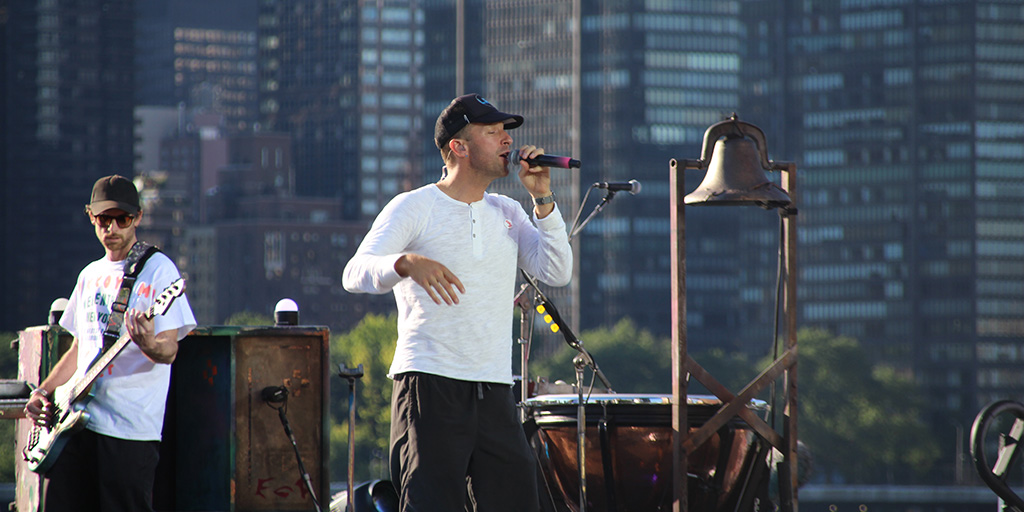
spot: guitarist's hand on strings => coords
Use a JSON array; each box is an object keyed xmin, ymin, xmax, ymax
[{"xmin": 126, "ymin": 308, "xmax": 179, "ymax": 364}]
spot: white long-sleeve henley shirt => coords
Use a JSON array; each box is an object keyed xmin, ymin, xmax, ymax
[{"xmin": 343, "ymin": 184, "xmax": 573, "ymax": 384}]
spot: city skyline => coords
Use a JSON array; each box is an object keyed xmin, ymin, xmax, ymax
[{"xmin": 3, "ymin": 2, "xmax": 1024, "ymax": 485}]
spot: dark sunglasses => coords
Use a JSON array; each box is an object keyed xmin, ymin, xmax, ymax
[{"xmin": 92, "ymin": 213, "xmax": 136, "ymax": 229}]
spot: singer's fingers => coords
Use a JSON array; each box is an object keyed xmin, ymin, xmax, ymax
[
  {"xmin": 516, "ymin": 145, "xmax": 546, "ymax": 167},
  {"xmin": 424, "ymin": 278, "xmax": 456, "ymax": 305},
  {"xmin": 435, "ymin": 282, "xmax": 457, "ymax": 305},
  {"xmin": 424, "ymin": 286, "xmax": 444, "ymax": 305},
  {"xmin": 399, "ymin": 254, "xmax": 464, "ymax": 306},
  {"xmin": 438, "ymin": 272, "xmax": 464, "ymax": 305},
  {"xmin": 430, "ymin": 270, "xmax": 464, "ymax": 306},
  {"xmin": 446, "ymin": 272, "xmax": 466, "ymax": 294}
]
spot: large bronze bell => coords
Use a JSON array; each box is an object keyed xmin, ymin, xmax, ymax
[{"xmin": 684, "ymin": 115, "xmax": 791, "ymax": 209}]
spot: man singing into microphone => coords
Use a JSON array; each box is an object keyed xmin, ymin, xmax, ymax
[{"xmin": 343, "ymin": 93, "xmax": 573, "ymax": 511}]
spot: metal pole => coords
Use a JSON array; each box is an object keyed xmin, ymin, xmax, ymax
[
  {"xmin": 347, "ymin": 380, "xmax": 357, "ymax": 512},
  {"xmin": 339, "ymin": 364, "xmax": 365, "ymax": 512},
  {"xmin": 669, "ymin": 159, "xmax": 689, "ymax": 512},
  {"xmin": 574, "ymin": 357, "xmax": 588, "ymax": 512},
  {"xmin": 780, "ymin": 162, "xmax": 799, "ymax": 511},
  {"xmin": 455, "ymin": 0, "xmax": 464, "ymax": 95}
]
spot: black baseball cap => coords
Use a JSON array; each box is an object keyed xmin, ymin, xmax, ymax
[
  {"xmin": 88, "ymin": 175, "xmax": 140, "ymax": 215},
  {"xmin": 434, "ymin": 93, "xmax": 524, "ymax": 149}
]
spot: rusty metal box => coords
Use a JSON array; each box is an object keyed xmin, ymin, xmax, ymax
[{"xmin": 154, "ymin": 325, "xmax": 330, "ymax": 512}]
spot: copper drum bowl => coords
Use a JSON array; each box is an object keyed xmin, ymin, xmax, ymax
[{"xmin": 524, "ymin": 393, "xmax": 770, "ymax": 512}]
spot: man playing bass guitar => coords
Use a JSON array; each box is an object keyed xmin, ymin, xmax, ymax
[{"xmin": 23, "ymin": 175, "xmax": 196, "ymax": 512}]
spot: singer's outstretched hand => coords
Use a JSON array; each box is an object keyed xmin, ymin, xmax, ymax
[
  {"xmin": 516, "ymin": 145, "xmax": 554, "ymax": 218},
  {"xmin": 395, "ymin": 253, "xmax": 465, "ymax": 305}
]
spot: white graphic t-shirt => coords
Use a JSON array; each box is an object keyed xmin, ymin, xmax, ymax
[{"xmin": 59, "ymin": 251, "xmax": 196, "ymax": 441}]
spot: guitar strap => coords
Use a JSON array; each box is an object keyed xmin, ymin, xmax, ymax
[{"xmin": 102, "ymin": 241, "xmax": 162, "ymax": 351}]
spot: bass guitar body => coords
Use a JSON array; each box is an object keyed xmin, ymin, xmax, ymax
[{"xmin": 23, "ymin": 406, "xmax": 92, "ymax": 473}]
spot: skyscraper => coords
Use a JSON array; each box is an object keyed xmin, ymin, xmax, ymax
[
  {"xmin": 0, "ymin": 0, "xmax": 137, "ymax": 332},
  {"xmin": 420, "ymin": 0, "xmax": 487, "ymax": 184},
  {"xmin": 356, "ymin": 1, "xmax": 427, "ymax": 218},
  {"xmin": 135, "ymin": 0, "xmax": 258, "ymax": 130},
  {"xmin": 741, "ymin": 0, "xmax": 1024, "ymax": 434},
  {"xmin": 258, "ymin": 0, "xmax": 362, "ymax": 217},
  {"xmin": 483, "ymin": 1, "xmax": 775, "ymax": 356}
]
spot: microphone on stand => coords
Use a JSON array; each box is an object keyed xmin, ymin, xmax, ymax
[
  {"xmin": 594, "ymin": 180, "xmax": 641, "ymax": 195},
  {"xmin": 507, "ymin": 149, "xmax": 581, "ymax": 170},
  {"xmin": 569, "ymin": 179, "xmax": 641, "ymax": 240}
]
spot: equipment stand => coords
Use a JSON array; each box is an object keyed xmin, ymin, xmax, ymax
[
  {"xmin": 573, "ymin": 354, "xmax": 589, "ymax": 512},
  {"xmin": 262, "ymin": 385, "xmax": 322, "ymax": 512},
  {"xmin": 338, "ymin": 363, "xmax": 365, "ymax": 512}
]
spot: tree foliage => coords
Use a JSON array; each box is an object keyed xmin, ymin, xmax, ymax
[
  {"xmin": 0, "ymin": 319, "xmax": 948, "ymax": 488},
  {"xmin": 222, "ymin": 311, "xmax": 274, "ymax": 326},
  {"xmin": 789, "ymin": 328, "xmax": 940, "ymax": 484},
  {"xmin": 524, "ymin": 322, "xmax": 942, "ymax": 485},
  {"xmin": 527, "ymin": 318, "xmax": 671, "ymax": 394}
]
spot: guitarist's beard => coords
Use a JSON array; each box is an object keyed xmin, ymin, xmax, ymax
[{"xmin": 102, "ymin": 234, "xmax": 134, "ymax": 256}]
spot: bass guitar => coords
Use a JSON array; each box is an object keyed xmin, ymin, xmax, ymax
[{"xmin": 23, "ymin": 277, "xmax": 185, "ymax": 473}]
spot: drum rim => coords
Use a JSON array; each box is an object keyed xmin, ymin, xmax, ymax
[{"xmin": 524, "ymin": 393, "xmax": 768, "ymax": 410}]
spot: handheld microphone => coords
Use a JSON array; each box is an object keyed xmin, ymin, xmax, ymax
[
  {"xmin": 508, "ymin": 149, "xmax": 581, "ymax": 170},
  {"xmin": 594, "ymin": 179, "xmax": 642, "ymax": 195}
]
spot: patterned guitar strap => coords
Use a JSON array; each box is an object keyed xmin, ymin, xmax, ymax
[{"xmin": 101, "ymin": 241, "xmax": 162, "ymax": 352}]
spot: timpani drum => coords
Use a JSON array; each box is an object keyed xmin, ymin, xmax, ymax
[{"xmin": 524, "ymin": 393, "xmax": 770, "ymax": 512}]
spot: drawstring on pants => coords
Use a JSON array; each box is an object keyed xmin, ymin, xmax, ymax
[{"xmin": 477, "ymin": 382, "xmax": 490, "ymax": 400}]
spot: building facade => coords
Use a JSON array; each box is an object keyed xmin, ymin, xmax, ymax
[
  {"xmin": 136, "ymin": 0, "xmax": 258, "ymax": 131},
  {"xmin": 0, "ymin": 0, "xmax": 137, "ymax": 332},
  {"xmin": 356, "ymin": 0, "xmax": 427, "ymax": 218},
  {"xmin": 480, "ymin": 1, "xmax": 779, "ymax": 358},
  {"xmin": 740, "ymin": 0, "xmax": 1024, "ymax": 440},
  {"xmin": 257, "ymin": 0, "xmax": 362, "ymax": 216}
]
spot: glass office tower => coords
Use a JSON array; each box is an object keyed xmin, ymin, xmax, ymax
[
  {"xmin": 0, "ymin": 0, "xmax": 137, "ymax": 332},
  {"xmin": 258, "ymin": 0, "xmax": 362, "ymax": 217},
  {"xmin": 259, "ymin": 0, "xmax": 426, "ymax": 221},
  {"xmin": 484, "ymin": 1, "xmax": 775, "ymax": 356},
  {"xmin": 741, "ymin": 0, "xmax": 1024, "ymax": 433}
]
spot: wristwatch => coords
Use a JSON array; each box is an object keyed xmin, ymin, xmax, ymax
[{"xmin": 533, "ymin": 193, "xmax": 555, "ymax": 206}]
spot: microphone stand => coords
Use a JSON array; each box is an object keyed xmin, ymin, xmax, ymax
[
  {"xmin": 519, "ymin": 183, "xmax": 629, "ymax": 512},
  {"xmin": 514, "ymin": 283, "xmax": 536, "ymax": 421},
  {"xmin": 519, "ymin": 269, "xmax": 613, "ymax": 392},
  {"xmin": 262, "ymin": 386, "xmax": 322, "ymax": 512},
  {"xmin": 520, "ymin": 269, "xmax": 613, "ymax": 512},
  {"xmin": 338, "ymin": 363, "xmax": 365, "ymax": 512},
  {"xmin": 569, "ymin": 188, "xmax": 617, "ymax": 241}
]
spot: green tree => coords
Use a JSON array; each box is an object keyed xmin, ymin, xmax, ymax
[
  {"xmin": 528, "ymin": 319, "xmax": 672, "ymax": 394},
  {"xmin": 790, "ymin": 328, "xmax": 940, "ymax": 484},
  {"xmin": 687, "ymin": 347, "xmax": 763, "ymax": 397},
  {"xmin": 329, "ymin": 314, "xmax": 397, "ymax": 484},
  {"xmin": 222, "ymin": 311, "xmax": 274, "ymax": 326},
  {"xmin": 527, "ymin": 318, "xmax": 763, "ymax": 396},
  {"xmin": 528, "ymin": 321, "xmax": 941, "ymax": 485}
]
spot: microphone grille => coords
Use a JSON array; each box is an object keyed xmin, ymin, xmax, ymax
[
  {"xmin": 630, "ymin": 179, "xmax": 642, "ymax": 195},
  {"xmin": 507, "ymin": 149, "xmax": 520, "ymax": 173}
]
